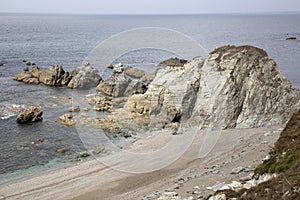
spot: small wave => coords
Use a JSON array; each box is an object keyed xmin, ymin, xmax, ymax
[{"xmin": 0, "ymin": 103, "xmax": 25, "ymax": 120}]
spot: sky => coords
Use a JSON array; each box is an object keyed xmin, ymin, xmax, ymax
[{"xmin": 0, "ymin": 0, "xmax": 300, "ymax": 14}]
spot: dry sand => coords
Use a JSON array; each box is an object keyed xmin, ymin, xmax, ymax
[{"xmin": 0, "ymin": 125, "xmax": 282, "ymax": 200}]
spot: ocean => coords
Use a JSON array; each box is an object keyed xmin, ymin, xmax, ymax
[{"xmin": 0, "ymin": 13, "xmax": 300, "ymax": 184}]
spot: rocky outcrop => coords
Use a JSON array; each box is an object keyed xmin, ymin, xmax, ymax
[
  {"xmin": 14, "ymin": 64, "xmax": 101, "ymax": 89},
  {"xmin": 158, "ymin": 57, "xmax": 188, "ymax": 67},
  {"xmin": 16, "ymin": 106, "xmax": 43, "ymax": 124},
  {"xmin": 96, "ymin": 66, "xmax": 155, "ymax": 97},
  {"xmin": 67, "ymin": 65, "xmax": 101, "ymax": 89},
  {"xmin": 38, "ymin": 65, "xmax": 72, "ymax": 86},
  {"xmin": 108, "ymin": 45, "xmax": 300, "ymax": 132}
]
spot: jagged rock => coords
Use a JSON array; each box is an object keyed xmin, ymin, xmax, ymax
[
  {"xmin": 111, "ymin": 45, "xmax": 300, "ymax": 132},
  {"xmin": 16, "ymin": 106, "xmax": 43, "ymax": 124},
  {"xmin": 59, "ymin": 113, "xmax": 76, "ymax": 126},
  {"xmin": 115, "ymin": 57, "xmax": 204, "ymax": 131},
  {"xmin": 112, "ymin": 63, "xmax": 124, "ymax": 73},
  {"xmin": 29, "ymin": 66, "xmax": 41, "ymax": 78},
  {"xmin": 67, "ymin": 65, "xmax": 101, "ymax": 89},
  {"xmin": 14, "ymin": 65, "xmax": 75, "ymax": 87},
  {"xmin": 158, "ymin": 57, "xmax": 188, "ymax": 67},
  {"xmin": 96, "ymin": 66, "xmax": 155, "ymax": 97},
  {"xmin": 39, "ymin": 65, "xmax": 66, "ymax": 86}
]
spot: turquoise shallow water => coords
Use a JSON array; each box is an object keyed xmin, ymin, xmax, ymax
[{"xmin": 0, "ymin": 13, "xmax": 300, "ymax": 183}]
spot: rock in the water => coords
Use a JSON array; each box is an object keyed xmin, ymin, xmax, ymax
[
  {"xmin": 92, "ymin": 144, "xmax": 105, "ymax": 154},
  {"xmin": 56, "ymin": 148, "xmax": 69, "ymax": 153},
  {"xmin": 79, "ymin": 151, "xmax": 90, "ymax": 157},
  {"xmin": 16, "ymin": 106, "xmax": 43, "ymax": 124},
  {"xmin": 14, "ymin": 65, "xmax": 75, "ymax": 87},
  {"xmin": 13, "ymin": 72, "xmax": 32, "ymax": 82},
  {"xmin": 23, "ymin": 66, "xmax": 29, "ymax": 71},
  {"xmin": 69, "ymin": 106, "xmax": 80, "ymax": 112},
  {"xmin": 286, "ymin": 37, "xmax": 297, "ymax": 40},
  {"xmin": 25, "ymin": 61, "xmax": 31, "ymax": 66},
  {"xmin": 59, "ymin": 113, "xmax": 76, "ymax": 126},
  {"xmin": 158, "ymin": 57, "xmax": 188, "ymax": 67},
  {"xmin": 111, "ymin": 45, "xmax": 300, "ymax": 132},
  {"xmin": 39, "ymin": 65, "xmax": 67, "ymax": 86},
  {"xmin": 67, "ymin": 65, "xmax": 101, "ymax": 89}
]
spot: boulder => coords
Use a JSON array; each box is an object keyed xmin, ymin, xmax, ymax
[
  {"xmin": 16, "ymin": 106, "xmax": 43, "ymax": 124},
  {"xmin": 59, "ymin": 113, "xmax": 76, "ymax": 126},
  {"xmin": 23, "ymin": 66, "xmax": 29, "ymax": 72},
  {"xmin": 67, "ymin": 65, "xmax": 101, "ymax": 89}
]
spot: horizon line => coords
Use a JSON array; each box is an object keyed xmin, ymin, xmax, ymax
[{"xmin": 0, "ymin": 10, "xmax": 300, "ymax": 16}]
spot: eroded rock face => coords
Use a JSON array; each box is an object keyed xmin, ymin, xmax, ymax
[
  {"xmin": 197, "ymin": 45, "xmax": 300, "ymax": 128},
  {"xmin": 68, "ymin": 65, "xmax": 101, "ymax": 89},
  {"xmin": 96, "ymin": 66, "xmax": 155, "ymax": 97},
  {"xmin": 109, "ymin": 45, "xmax": 300, "ymax": 132},
  {"xmin": 16, "ymin": 106, "xmax": 43, "ymax": 124}
]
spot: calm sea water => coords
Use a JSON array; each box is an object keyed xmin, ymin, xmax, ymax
[{"xmin": 0, "ymin": 13, "xmax": 300, "ymax": 183}]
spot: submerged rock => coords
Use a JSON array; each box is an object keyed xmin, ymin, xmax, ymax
[{"xmin": 16, "ymin": 106, "xmax": 43, "ymax": 124}]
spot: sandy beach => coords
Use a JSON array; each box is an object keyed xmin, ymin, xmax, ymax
[{"xmin": 0, "ymin": 125, "xmax": 282, "ymax": 200}]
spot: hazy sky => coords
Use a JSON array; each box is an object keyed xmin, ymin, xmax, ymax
[{"xmin": 0, "ymin": 0, "xmax": 300, "ymax": 14}]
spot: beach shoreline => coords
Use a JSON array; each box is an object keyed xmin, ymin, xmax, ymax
[{"xmin": 0, "ymin": 125, "xmax": 282, "ymax": 200}]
